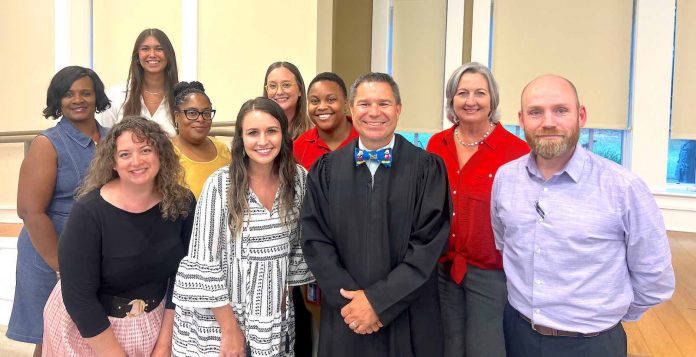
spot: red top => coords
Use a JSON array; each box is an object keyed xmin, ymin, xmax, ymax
[
  {"xmin": 293, "ymin": 118, "xmax": 359, "ymax": 170},
  {"xmin": 426, "ymin": 124, "xmax": 529, "ymax": 283}
]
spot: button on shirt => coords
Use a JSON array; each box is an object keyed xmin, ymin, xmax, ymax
[
  {"xmin": 426, "ymin": 124, "xmax": 529, "ymax": 283},
  {"xmin": 491, "ymin": 145, "xmax": 675, "ymax": 333}
]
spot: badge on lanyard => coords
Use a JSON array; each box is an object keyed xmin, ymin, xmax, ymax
[{"xmin": 306, "ymin": 282, "xmax": 320, "ymax": 304}]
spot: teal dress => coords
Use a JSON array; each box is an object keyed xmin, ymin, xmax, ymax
[{"xmin": 6, "ymin": 118, "xmax": 107, "ymax": 344}]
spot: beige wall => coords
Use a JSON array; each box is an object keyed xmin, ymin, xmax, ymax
[
  {"xmin": 0, "ymin": 2, "xmax": 54, "ymax": 208},
  {"xmin": 198, "ymin": 1, "xmax": 319, "ymax": 125}
]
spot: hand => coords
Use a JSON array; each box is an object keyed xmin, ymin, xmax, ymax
[
  {"xmin": 340, "ymin": 288, "xmax": 383, "ymax": 334},
  {"xmin": 150, "ymin": 344, "xmax": 171, "ymax": 357},
  {"xmin": 220, "ymin": 324, "xmax": 246, "ymax": 357}
]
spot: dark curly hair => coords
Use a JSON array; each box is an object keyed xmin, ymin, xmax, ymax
[
  {"xmin": 228, "ymin": 97, "xmax": 297, "ymax": 238},
  {"xmin": 43, "ymin": 66, "xmax": 110, "ymax": 119},
  {"xmin": 173, "ymin": 81, "xmax": 211, "ymax": 106},
  {"xmin": 77, "ymin": 116, "xmax": 192, "ymax": 220}
]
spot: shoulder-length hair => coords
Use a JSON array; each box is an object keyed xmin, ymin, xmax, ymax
[
  {"xmin": 77, "ymin": 116, "xmax": 191, "ymax": 220},
  {"xmin": 262, "ymin": 61, "xmax": 311, "ymax": 139},
  {"xmin": 444, "ymin": 62, "xmax": 500, "ymax": 124},
  {"xmin": 123, "ymin": 29, "xmax": 178, "ymax": 125},
  {"xmin": 228, "ymin": 97, "xmax": 297, "ymax": 238},
  {"xmin": 43, "ymin": 66, "xmax": 110, "ymax": 119}
]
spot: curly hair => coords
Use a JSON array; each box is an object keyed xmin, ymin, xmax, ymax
[
  {"xmin": 77, "ymin": 116, "xmax": 192, "ymax": 220},
  {"xmin": 262, "ymin": 61, "xmax": 312, "ymax": 139},
  {"xmin": 43, "ymin": 66, "xmax": 110, "ymax": 119},
  {"xmin": 173, "ymin": 81, "xmax": 210, "ymax": 106},
  {"xmin": 123, "ymin": 29, "xmax": 178, "ymax": 126},
  {"xmin": 228, "ymin": 97, "xmax": 297, "ymax": 238}
]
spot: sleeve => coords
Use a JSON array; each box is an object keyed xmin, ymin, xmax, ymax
[
  {"xmin": 491, "ymin": 170, "xmax": 505, "ymax": 251},
  {"xmin": 363, "ymin": 154, "xmax": 452, "ymax": 325},
  {"xmin": 165, "ymin": 193, "xmax": 196, "ymax": 309},
  {"xmin": 301, "ymin": 156, "xmax": 362, "ymax": 308},
  {"xmin": 622, "ymin": 178, "xmax": 675, "ymax": 321},
  {"xmin": 96, "ymin": 85, "xmax": 126, "ymax": 128},
  {"xmin": 172, "ymin": 173, "xmax": 231, "ymax": 308},
  {"xmin": 59, "ymin": 198, "xmax": 110, "ymax": 338},
  {"xmin": 287, "ymin": 165, "xmax": 315, "ymax": 286}
]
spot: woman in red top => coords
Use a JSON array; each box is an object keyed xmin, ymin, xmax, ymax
[
  {"xmin": 426, "ymin": 62, "xmax": 529, "ymax": 357},
  {"xmin": 293, "ymin": 72, "xmax": 359, "ymax": 170}
]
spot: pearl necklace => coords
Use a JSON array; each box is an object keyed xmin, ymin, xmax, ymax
[{"xmin": 454, "ymin": 122, "xmax": 495, "ymax": 147}]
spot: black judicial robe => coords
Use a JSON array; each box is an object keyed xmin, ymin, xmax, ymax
[{"xmin": 301, "ymin": 134, "xmax": 451, "ymax": 357}]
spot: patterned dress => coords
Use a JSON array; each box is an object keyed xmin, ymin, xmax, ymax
[{"xmin": 172, "ymin": 165, "xmax": 314, "ymax": 356}]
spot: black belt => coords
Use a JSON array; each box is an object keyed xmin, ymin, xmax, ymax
[{"xmin": 100, "ymin": 294, "xmax": 162, "ymax": 318}]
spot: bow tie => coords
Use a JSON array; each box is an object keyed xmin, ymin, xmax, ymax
[{"xmin": 355, "ymin": 147, "xmax": 393, "ymax": 167}]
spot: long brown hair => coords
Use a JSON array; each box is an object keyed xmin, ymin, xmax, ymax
[
  {"xmin": 228, "ymin": 97, "xmax": 297, "ymax": 238},
  {"xmin": 77, "ymin": 116, "xmax": 191, "ymax": 220},
  {"xmin": 123, "ymin": 29, "xmax": 178, "ymax": 126},
  {"xmin": 262, "ymin": 61, "xmax": 311, "ymax": 139}
]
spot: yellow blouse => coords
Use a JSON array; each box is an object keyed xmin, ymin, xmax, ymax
[{"xmin": 174, "ymin": 137, "xmax": 232, "ymax": 198}]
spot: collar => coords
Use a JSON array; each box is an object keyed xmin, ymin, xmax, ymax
[
  {"xmin": 358, "ymin": 135, "xmax": 396, "ymax": 152},
  {"xmin": 525, "ymin": 144, "xmax": 587, "ymax": 183},
  {"xmin": 300, "ymin": 116, "xmax": 356, "ymax": 148},
  {"xmin": 57, "ymin": 118, "xmax": 106, "ymax": 148}
]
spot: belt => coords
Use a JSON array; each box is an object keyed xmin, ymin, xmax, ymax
[
  {"xmin": 518, "ymin": 312, "xmax": 615, "ymax": 338},
  {"xmin": 101, "ymin": 294, "xmax": 162, "ymax": 318}
]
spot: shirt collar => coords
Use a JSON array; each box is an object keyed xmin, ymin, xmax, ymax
[
  {"xmin": 525, "ymin": 144, "xmax": 587, "ymax": 183},
  {"xmin": 57, "ymin": 118, "xmax": 106, "ymax": 148},
  {"xmin": 358, "ymin": 134, "xmax": 395, "ymax": 151}
]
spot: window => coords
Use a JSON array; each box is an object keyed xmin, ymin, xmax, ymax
[{"xmin": 503, "ymin": 125, "xmax": 624, "ymax": 165}]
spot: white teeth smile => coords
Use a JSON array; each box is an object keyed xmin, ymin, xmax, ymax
[
  {"xmin": 130, "ymin": 168, "xmax": 147, "ymax": 175},
  {"xmin": 317, "ymin": 114, "xmax": 332, "ymax": 120},
  {"xmin": 256, "ymin": 148, "xmax": 272, "ymax": 154}
]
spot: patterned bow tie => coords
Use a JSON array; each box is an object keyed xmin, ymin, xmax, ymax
[{"xmin": 355, "ymin": 147, "xmax": 392, "ymax": 167}]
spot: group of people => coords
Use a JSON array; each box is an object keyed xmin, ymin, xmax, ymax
[{"xmin": 7, "ymin": 27, "xmax": 675, "ymax": 357}]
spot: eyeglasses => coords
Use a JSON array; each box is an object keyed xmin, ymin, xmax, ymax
[
  {"xmin": 265, "ymin": 81, "xmax": 295, "ymax": 93},
  {"xmin": 177, "ymin": 109, "xmax": 216, "ymax": 121}
]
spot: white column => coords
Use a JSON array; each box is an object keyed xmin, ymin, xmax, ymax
[
  {"xmin": 627, "ymin": 0, "xmax": 675, "ymax": 190},
  {"xmin": 371, "ymin": 0, "xmax": 392, "ymax": 73},
  {"xmin": 55, "ymin": 0, "xmax": 70, "ymax": 72},
  {"xmin": 470, "ymin": 0, "xmax": 491, "ymax": 66}
]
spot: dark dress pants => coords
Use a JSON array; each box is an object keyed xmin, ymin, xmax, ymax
[{"xmin": 504, "ymin": 303, "xmax": 627, "ymax": 357}]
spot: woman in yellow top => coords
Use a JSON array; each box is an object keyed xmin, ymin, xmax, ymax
[{"xmin": 172, "ymin": 81, "xmax": 231, "ymax": 198}]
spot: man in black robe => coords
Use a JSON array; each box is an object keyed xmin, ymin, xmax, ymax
[{"xmin": 301, "ymin": 72, "xmax": 450, "ymax": 357}]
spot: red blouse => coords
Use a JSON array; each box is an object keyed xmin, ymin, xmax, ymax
[
  {"xmin": 293, "ymin": 118, "xmax": 359, "ymax": 170},
  {"xmin": 426, "ymin": 124, "xmax": 529, "ymax": 283}
]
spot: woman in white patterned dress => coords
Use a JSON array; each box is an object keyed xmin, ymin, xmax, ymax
[{"xmin": 172, "ymin": 97, "xmax": 314, "ymax": 357}]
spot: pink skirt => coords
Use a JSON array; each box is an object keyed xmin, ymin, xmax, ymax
[{"xmin": 42, "ymin": 281, "xmax": 164, "ymax": 357}]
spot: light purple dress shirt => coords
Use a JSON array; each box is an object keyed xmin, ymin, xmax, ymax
[{"xmin": 491, "ymin": 145, "xmax": 675, "ymax": 333}]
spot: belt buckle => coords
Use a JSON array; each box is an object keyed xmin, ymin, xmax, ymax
[{"xmin": 126, "ymin": 299, "xmax": 148, "ymax": 317}]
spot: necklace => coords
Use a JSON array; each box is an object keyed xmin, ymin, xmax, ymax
[
  {"xmin": 143, "ymin": 89, "xmax": 161, "ymax": 95},
  {"xmin": 454, "ymin": 122, "xmax": 495, "ymax": 147}
]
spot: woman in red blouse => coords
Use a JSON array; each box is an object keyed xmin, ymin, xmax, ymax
[{"xmin": 426, "ymin": 62, "xmax": 529, "ymax": 357}]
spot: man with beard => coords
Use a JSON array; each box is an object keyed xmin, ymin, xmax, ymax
[{"xmin": 490, "ymin": 75, "xmax": 675, "ymax": 357}]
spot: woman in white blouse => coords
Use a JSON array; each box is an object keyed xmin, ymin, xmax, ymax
[
  {"xmin": 172, "ymin": 97, "xmax": 314, "ymax": 357},
  {"xmin": 98, "ymin": 28, "xmax": 179, "ymax": 135}
]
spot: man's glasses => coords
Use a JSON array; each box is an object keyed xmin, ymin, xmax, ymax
[
  {"xmin": 265, "ymin": 81, "xmax": 295, "ymax": 93},
  {"xmin": 177, "ymin": 109, "xmax": 216, "ymax": 121}
]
